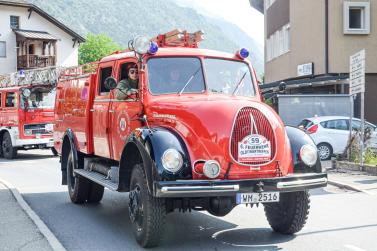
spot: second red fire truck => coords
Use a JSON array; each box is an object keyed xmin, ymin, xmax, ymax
[
  {"xmin": 0, "ymin": 68, "xmax": 57, "ymax": 159},
  {"xmin": 54, "ymin": 30, "xmax": 327, "ymax": 248}
]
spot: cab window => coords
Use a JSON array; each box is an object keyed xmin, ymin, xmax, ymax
[
  {"xmin": 5, "ymin": 92, "xmax": 17, "ymax": 108},
  {"xmin": 99, "ymin": 67, "xmax": 113, "ymax": 93}
]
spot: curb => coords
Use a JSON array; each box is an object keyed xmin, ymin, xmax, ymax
[
  {"xmin": 0, "ymin": 178, "xmax": 67, "ymax": 251},
  {"xmin": 328, "ymin": 179, "xmax": 366, "ymax": 193}
]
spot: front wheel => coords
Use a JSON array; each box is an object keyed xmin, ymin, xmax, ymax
[
  {"xmin": 264, "ymin": 191, "xmax": 310, "ymax": 234},
  {"xmin": 129, "ymin": 164, "xmax": 166, "ymax": 248},
  {"xmin": 2, "ymin": 132, "xmax": 17, "ymax": 159}
]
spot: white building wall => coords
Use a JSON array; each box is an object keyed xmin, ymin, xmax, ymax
[{"xmin": 0, "ymin": 5, "xmax": 79, "ymax": 74}]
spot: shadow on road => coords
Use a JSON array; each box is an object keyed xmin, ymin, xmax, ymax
[
  {"xmin": 22, "ymin": 190, "xmax": 293, "ymax": 251},
  {"xmin": 0, "ymin": 151, "xmax": 57, "ymax": 163}
]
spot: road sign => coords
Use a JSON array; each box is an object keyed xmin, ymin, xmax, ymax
[
  {"xmin": 349, "ymin": 50, "xmax": 365, "ymax": 95},
  {"xmin": 349, "ymin": 49, "xmax": 366, "ymax": 166}
]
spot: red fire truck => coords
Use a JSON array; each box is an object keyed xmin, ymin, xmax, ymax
[
  {"xmin": 54, "ymin": 30, "xmax": 327, "ymax": 248},
  {"xmin": 0, "ymin": 68, "xmax": 57, "ymax": 159}
]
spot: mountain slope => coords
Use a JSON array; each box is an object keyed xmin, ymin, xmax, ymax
[{"xmin": 29, "ymin": 0, "xmax": 263, "ymax": 74}]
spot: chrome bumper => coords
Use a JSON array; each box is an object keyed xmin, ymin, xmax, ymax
[{"xmin": 154, "ymin": 173, "xmax": 328, "ymax": 198}]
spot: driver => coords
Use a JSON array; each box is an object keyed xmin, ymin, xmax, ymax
[{"xmin": 116, "ymin": 64, "xmax": 139, "ymax": 100}]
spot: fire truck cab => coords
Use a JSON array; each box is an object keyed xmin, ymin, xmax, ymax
[
  {"xmin": 54, "ymin": 30, "xmax": 327, "ymax": 248},
  {"xmin": 0, "ymin": 71, "xmax": 56, "ymax": 159}
]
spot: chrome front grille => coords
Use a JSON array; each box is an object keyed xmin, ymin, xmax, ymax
[
  {"xmin": 24, "ymin": 124, "xmax": 48, "ymax": 135},
  {"xmin": 230, "ymin": 107, "xmax": 276, "ymax": 165}
]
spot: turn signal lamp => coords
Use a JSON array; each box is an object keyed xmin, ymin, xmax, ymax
[{"xmin": 236, "ymin": 48, "xmax": 249, "ymax": 59}]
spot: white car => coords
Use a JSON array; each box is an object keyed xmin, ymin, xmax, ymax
[{"xmin": 298, "ymin": 116, "xmax": 377, "ymax": 160}]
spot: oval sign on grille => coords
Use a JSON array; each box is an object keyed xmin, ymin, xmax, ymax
[{"xmin": 238, "ymin": 134, "xmax": 271, "ymax": 162}]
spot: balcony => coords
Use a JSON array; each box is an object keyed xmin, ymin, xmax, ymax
[
  {"xmin": 17, "ymin": 55, "xmax": 56, "ymax": 69},
  {"xmin": 14, "ymin": 29, "xmax": 57, "ymax": 70}
]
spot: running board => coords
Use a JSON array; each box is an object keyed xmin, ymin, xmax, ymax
[{"xmin": 74, "ymin": 169, "xmax": 118, "ymax": 191}]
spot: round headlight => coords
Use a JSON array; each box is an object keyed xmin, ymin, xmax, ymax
[
  {"xmin": 300, "ymin": 144, "xmax": 318, "ymax": 167},
  {"xmin": 133, "ymin": 36, "xmax": 151, "ymax": 54},
  {"xmin": 161, "ymin": 149, "xmax": 183, "ymax": 173},
  {"xmin": 24, "ymin": 129, "xmax": 32, "ymax": 136},
  {"xmin": 45, "ymin": 123, "xmax": 54, "ymax": 132},
  {"xmin": 203, "ymin": 160, "xmax": 221, "ymax": 179}
]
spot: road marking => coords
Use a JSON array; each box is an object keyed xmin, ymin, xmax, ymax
[{"xmin": 344, "ymin": 244, "xmax": 366, "ymax": 251}]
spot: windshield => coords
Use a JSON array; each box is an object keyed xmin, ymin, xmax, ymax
[
  {"xmin": 204, "ymin": 58, "xmax": 255, "ymax": 97},
  {"xmin": 147, "ymin": 57, "xmax": 205, "ymax": 95},
  {"xmin": 22, "ymin": 88, "xmax": 56, "ymax": 109}
]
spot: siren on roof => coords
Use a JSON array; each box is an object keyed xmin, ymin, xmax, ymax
[{"xmin": 152, "ymin": 29, "xmax": 204, "ymax": 48}]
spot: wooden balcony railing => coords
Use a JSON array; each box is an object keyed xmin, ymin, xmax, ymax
[{"xmin": 17, "ymin": 55, "xmax": 56, "ymax": 69}]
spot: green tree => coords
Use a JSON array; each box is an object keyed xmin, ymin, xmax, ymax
[{"xmin": 79, "ymin": 33, "xmax": 122, "ymax": 64}]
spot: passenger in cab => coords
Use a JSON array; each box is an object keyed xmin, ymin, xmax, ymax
[{"xmin": 116, "ymin": 64, "xmax": 139, "ymax": 100}]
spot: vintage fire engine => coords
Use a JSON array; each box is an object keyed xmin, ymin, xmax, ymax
[
  {"xmin": 0, "ymin": 68, "xmax": 58, "ymax": 159},
  {"xmin": 54, "ymin": 30, "xmax": 327, "ymax": 248}
]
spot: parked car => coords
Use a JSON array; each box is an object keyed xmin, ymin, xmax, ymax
[{"xmin": 298, "ymin": 116, "xmax": 377, "ymax": 160}]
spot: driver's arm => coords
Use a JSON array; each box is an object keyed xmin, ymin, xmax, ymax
[{"xmin": 116, "ymin": 80, "xmax": 129, "ymax": 100}]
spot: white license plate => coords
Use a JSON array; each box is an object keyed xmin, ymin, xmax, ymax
[{"xmin": 236, "ymin": 192, "xmax": 280, "ymax": 204}]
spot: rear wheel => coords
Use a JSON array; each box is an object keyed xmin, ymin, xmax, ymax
[
  {"xmin": 264, "ymin": 191, "xmax": 310, "ymax": 234},
  {"xmin": 51, "ymin": 147, "xmax": 58, "ymax": 156},
  {"xmin": 87, "ymin": 182, "xmax": 104, "ymax": 203},
  {"xmin": 66, "ymin": 150, "xmax": 90, "ymax": 204},
  {"xmin": 317, "ymin": 143, "xmax": 332, "ymax": 160},
  {"xmin": 2, "ymin": 132, "xmax": 17, "ymax": 159},
  {"xmin": 129, "ymin": 164, "xmax": 166, "ymax": 248}
]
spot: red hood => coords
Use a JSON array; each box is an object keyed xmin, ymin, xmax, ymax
[{"xmin": 145, "ymin": 95, "xmax": 292, "ymax": 179}]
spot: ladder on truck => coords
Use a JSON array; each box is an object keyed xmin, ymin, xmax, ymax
[{"xmin": 0, "ymin": 62, "xmax": 98, "ymax": 88}]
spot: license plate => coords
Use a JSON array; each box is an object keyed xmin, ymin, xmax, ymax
[
  {"xmin": 36, "ymin": 133, "xmax": 41, "ymax": 139},
  {"xmin": 236, "ymin": 192, "xmax": 280, "ymax": 204}
]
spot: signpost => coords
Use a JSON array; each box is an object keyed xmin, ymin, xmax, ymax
[{"xmin": 349, "ymin": 49, "xmax": 365, "ymax": 166}]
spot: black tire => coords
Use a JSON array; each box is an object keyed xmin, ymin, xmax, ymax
[
  {"xmin": 2, "ymin": 132, "xmax": 17, "ymax": 159},
  {"xmin": 87, "ymin": 183, "xmax": 104, "ymax": 203},
  {"xmin": 51, "ymin": 147, "xmax": 58, "ymax": 156},
  {"xmin": 264, "ymin": 191, "xmax": 310, "ymax": 234},
  {"xmin": 66, "ymin": 150, "xmax": 90, "ymax": 204},
  {"xmin": 317, "ymin": 143, "xmax": 332, "ymax": 160},
  {"xmin": 129, "ymin": 164, "xmax": 166, "ymax": 248},
  {"xmin": 0, "ymin": 134, "xmax": 3, "ymax": 158}
]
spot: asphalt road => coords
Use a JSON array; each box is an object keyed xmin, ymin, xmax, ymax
[{"xmin": 1, "ymin": 150, "xmax": 377, "ymax": 251}]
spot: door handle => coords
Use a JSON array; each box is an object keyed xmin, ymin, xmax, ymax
[
  {"xmin": 90, "ymin": 109, "xmax": 95, "ymax": 112},
  {"xmin": 109, "ymin": 110, "xmax": 114, "ymax": 113},
  {"xmin": 72, "ymin": 108, "xmax": 80, "ymax": 112}
]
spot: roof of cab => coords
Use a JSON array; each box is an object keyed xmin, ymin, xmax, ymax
[{"xmin": 100, "ymin": 47, "xmax": 243, "ymax": 63}]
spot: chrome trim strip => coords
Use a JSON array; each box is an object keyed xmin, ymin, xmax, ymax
[
  {"xmin": 160, "ymin": 184, "xmax": 239, "ymax": 194},
  {"xmin": 93, "ymin": 99, "xmax": 137, "ymax": 103},
  {"xmin": 277, "ymin": 178, "xmax": 328, "ymax": 189}
]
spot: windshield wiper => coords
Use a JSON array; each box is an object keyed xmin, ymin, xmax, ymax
[
  {"xmin": 178, "ymin": 66, "xmax": 201, "ymax": 95},
  {"xmin": 231, "ymin": 72, "xmax": 248, "ymax": 95}
]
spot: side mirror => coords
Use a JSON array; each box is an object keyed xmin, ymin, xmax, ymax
[
  {"xmin": 21, "ymin": 88, "xmax": 31, "ymax": 98},
  {"xmin": 104, "ymin": 77, "xmax": 117, "ymax": 90},
  {"xmin": 279, "ymin": 82, "xmax": 286, "ymax": 92}
]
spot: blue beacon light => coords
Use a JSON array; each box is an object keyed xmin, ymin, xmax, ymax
[
  {"xmin": 237, "ymin": 48, "xmax": 249, "ymax": 59},
  {"xmin": 148, "ymin": 42, "xmax": 158, "ymax": 54}
]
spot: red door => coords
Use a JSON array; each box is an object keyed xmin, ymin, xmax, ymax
[
  {"xmin": 109, "ymin": 60, "xmax": 142, "ymax": 160},
  {"xmin": 91, "ymin": 62, "xmax": 115, "ymax": 158}
]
